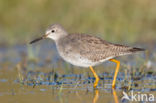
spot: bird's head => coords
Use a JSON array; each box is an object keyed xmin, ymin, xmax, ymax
[{"xmin": 30, "ymin": 24, "xmax": 67, "ymax": 44}]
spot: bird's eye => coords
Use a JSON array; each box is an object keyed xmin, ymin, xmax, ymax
[{"xmin": 51, "ymin": 30, "xmax": 55, "ymax": 33}]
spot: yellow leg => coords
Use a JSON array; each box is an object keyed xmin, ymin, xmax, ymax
[
  {"xmin": 109, "ymin": 59, "xmax": 120, "ymax": 88},
  {"xmin": 89, "ymin": 66, "xmax": 100, "ymax": 88}
]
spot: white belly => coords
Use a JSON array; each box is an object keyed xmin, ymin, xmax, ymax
[
  {"xmin": 60, "ymin": 53, "xmax": 97, "ymax": 67},
  {"xmin": 58, "ymin": 52, "xmax": 113, "ymax": 67}
]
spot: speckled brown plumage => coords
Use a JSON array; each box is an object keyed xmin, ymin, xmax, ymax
[{"xmin": 57, "ymin": 33, "xmax": 145, "ymax": 62}]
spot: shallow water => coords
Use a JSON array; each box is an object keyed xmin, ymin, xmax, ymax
[
  {"xmin": 0, "ymin": 69, "xmax": 156, "ymax": 103},
  {"xmin": 0, "ymin": 43, "xmax": 156, "ymax": 103}
]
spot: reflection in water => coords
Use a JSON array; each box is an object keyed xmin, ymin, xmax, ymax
[
  {"xmin": 93, "ymin": 89, "xmax": 99, "ymax": 103},
  {"xmin": 92, "ymin": 89, "xmax": 119, "ymax": 103},
  {"xmin": 112, "ymin": 89, "xmax": 119, "ymax": 103}
]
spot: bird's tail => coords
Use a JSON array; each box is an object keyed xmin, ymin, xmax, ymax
[
  {"xmin": 121, "ymin": 47, "xmax": 145, "ymax": 56},
  {"xmin": 113, "ymin": 44, "xmax": 146, "ymax": 56},
  {"xmin": 128, "ymin": 47, "xmax": 145, "ymax": 53}
]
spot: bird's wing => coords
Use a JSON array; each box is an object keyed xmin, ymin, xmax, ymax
[
  {"xmin": 66, "ymin": 34, "xmax": 133, "ymax": 62},
  {"xmin": 62, "ymin": 34, "xmax": 144, "ymax": 62}
]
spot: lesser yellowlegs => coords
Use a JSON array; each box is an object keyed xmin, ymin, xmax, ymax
[{"xmin": 30, "ymin": 24, "xmax": 145, "ymax": 88}]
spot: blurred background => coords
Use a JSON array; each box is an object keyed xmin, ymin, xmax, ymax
[
  {"xmin": 0, "ymin": 0, "xmax": 156, "ymax": 103},
  {"xmin": 0, "ymin": 0, "xmax": 156, "ymax": 46}
]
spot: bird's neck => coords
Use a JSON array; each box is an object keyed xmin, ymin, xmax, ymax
[{"xmin": 55, "ymin": 33, "xmax": 68, "ymax": 42}]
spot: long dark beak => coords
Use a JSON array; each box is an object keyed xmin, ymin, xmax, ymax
[{"xmin": 29, "ymin": 34, "xmax": 48, "ymax": 44}]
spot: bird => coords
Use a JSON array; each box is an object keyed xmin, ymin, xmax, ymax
[{"xmin": 30, "ymin": 24, "xmax": 145, "ymax": 89}]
